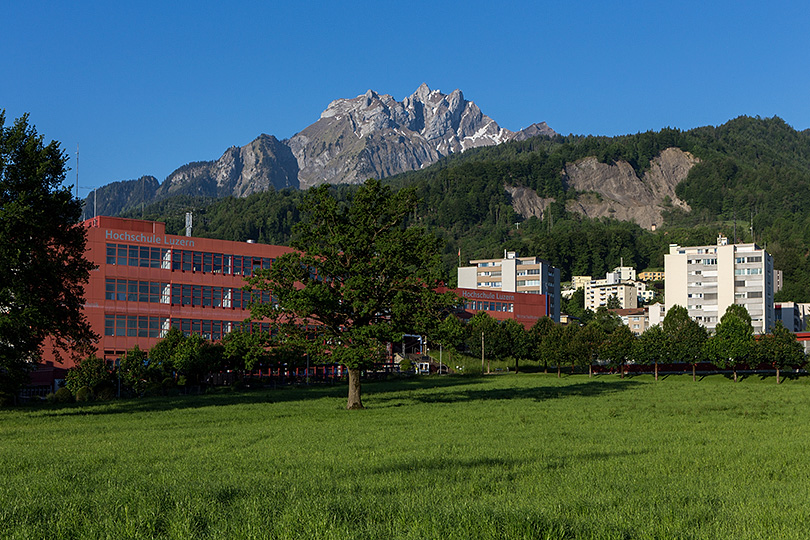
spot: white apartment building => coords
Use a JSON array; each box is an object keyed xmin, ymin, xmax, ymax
[
  {"xmin": 664, "ymin": 235, "xmax": 774, "ymax": 334},
  {"xmin": 458, "ymin": 251, "xmax": 561, "ymax": 322}
]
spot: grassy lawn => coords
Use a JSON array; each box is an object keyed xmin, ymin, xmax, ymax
[{"xmin": 2, "ymin": 373, "xmax": 810, "ymax": 539}]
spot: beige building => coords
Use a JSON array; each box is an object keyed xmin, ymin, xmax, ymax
[
  {"xmin": 585, "ymin": 282, "xmax": 638, "ymax": 311},
  {"xmin": 458, "ymin": 251, "xmax": 561, "ymax": 321},
  {"xmin": 664, "ymin": 235, "xmax": 774, "ymax": 334},
  {"xmin": 638, "ymin": 271, "xmax": 665, "ymax": 282}
]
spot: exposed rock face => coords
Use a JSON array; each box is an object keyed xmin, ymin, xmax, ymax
[
  {"xmin": 83, "ymin": 176, "xmax": 159, "ymax": 219},
  {"xmin": 287, "ymin": 84, "xmax": 557, "ymax": 188},
  {"xmin": 505, "ymin": 186, "xmax": 555, "ymax": 219},
  {"xmin": 508, "ymin": 148, "xmax": 698, "ymax": 230},
  {"xmin": 157, "ymin": 134, "xmax": 299, "ymax": 198},
  {"xmin": 95, "ymin": 84, "xmax": 559, "ymax": 215}
]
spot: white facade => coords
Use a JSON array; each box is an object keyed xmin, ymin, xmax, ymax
[
  {"xmin": 664, "ymin": 235, "xmax": 774, "ymax": 334},
  {"xmin": 458, "ymin": 251, "xmax": 560, "ymax": 322}
]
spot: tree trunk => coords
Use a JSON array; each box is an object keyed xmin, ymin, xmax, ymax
[
  {"xmin": 776, "ymin": 364, "xmax": 781, "ymax": 384},
  {"xmin": 620, "ymin": 362, "xmax": 624, "ymax": 379},
  {"xmin": 588, "ymin": 364, "xmax": 592, "ymax": 378},
  {"xmin": 654, "ymin": 360, "xmax": 658, "ymax": 381},
  {"xmin": 557, "ymin": 365, "xmax": 561, "ymax": 378},
  {"xmin": 346, "ymin": 368, "xmax": 364, "ymax": 410},
  {"xmin": 692, "ymin": 363, "xmax": 696, "ymax": 382},
  {"xmin": 515, "ymin": 358, "xmax": 519, "ymax": 374},
  {"xmin": 733, "ymin": 366, "xmax": 738, "ymax": 383}
]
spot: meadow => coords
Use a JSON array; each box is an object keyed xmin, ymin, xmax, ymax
[{"xmin": 2, "ymin": 373, "xmax": 810, "ymax": 539}]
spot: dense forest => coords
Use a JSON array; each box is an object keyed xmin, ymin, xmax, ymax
[{"xmin": 120, "ymin": 116, "xmax": 810, "ymax": 301}]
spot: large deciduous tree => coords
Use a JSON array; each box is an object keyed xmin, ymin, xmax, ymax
[
  {"xmin": 0, "ymin": 112, "xmax": 96, "ymax": 401},
  {"xmin": 249, "ymin": 179, "xmax": 457, "ymax": 409}
]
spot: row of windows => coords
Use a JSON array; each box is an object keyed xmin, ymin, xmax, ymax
[
  {"xmin": 688, "ymin": 258, "xmax": 717, "ymax": 265},
  {"xmin": 104, "ymin": 315, "xmax": 273, "ymax": 341},
  {"xmin": 106, "ymin": 244, "xmax": 171, "ymax": 269},
  {"xmin": 517, "ymin": 280, "xmax": 541, "ymax": 287},
  {"xmin": 104, "ymin": 315, "xmax": 169, "ymax": 338},
  {"xmin": 105, "ymin": 279, "xmax": 171, "ymax": 303},
  {"xmin": 104, "ymin": 279, "xmax": 273, "ymax": 309},
  {"xmin": 735, "ymin": 256, "xmax": 762, "ymax": 264},
  {"xmin": 734, "ymin": 268, "xmax": 763, "ymax": 275},
  {"xmin": 171, "ymin": 285, "xmax": 271, "ymax": 309},
  {"xmin": 465, "ymin": 301, "xmax": 515, "ymax": 313},
  {"xmin": 105, "ymin": 243, "xmax": 275, "ymax": 276}
]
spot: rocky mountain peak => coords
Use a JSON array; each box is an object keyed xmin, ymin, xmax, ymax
[{"xmin": 91, "ymin": 84, "xmax": 557, "ymax": 214}]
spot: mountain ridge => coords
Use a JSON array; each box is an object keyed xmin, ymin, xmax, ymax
[{"xmin": 87, "ymin": 84, "xmax": 555, "ymax": 216}]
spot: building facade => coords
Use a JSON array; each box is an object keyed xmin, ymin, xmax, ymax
[
  {"xmin": 585, "ymin": 283, "xmax": 638, "ymax": 311},
  {"xmin": 457, "ymin": 251, "xmax": 560, "ymax": 322},
  {"xmin": 40, "ymin": 216, "xmax": 295, "ymax": 378},
  {"xmin": 664, "ymin": 235, "xmax": 774, "ymax": 334},
  {"xmin": 638, "ymin": 271, "xmax": 665, "ymax": 282}
]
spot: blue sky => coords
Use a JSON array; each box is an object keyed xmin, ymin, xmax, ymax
[{"xmin": 2, "ymin": 0, "xmax": 809, "ymax": 195}]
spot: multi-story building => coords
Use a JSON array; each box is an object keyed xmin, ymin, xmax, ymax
[
  {"xmin": 38, "ymin": 216, "xmax": 295, "ymax": 383},
  {"xmin": 664, "ymin": 235, "xmax": 774, "ymax": 334},
  {"xmin": 457, "ymin": 251, "xmax": 560, "ymax": 322},
  {"xmin": 611, "ymin": 307, "xmax": 647, "ymax": 335},
  {"xmin": 585, "ymin": 282, "xmax": 638, "ymax": 311},
  {"xmin": 774, "ymin": 302, "xmax": 810, "ymax": 333},
  {"xmin": 638, "ymin": 271, "xmax": 665, "ymax": 282}
]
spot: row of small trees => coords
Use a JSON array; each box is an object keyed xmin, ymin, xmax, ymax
[
  {"xmin": 64, "ymin": 328, "xmax": 275, "ymax": 399},
  {"xmin": 438, "ymin": 305, "xmax": 806, "ymax": 383}
]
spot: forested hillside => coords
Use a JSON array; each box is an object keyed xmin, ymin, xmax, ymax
[{"xmin": 121, "ymin": 116, "xmax": 810, "ymax": 301}]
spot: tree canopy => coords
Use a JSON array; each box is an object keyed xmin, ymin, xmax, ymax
[
  {"xmin": 249, "ymin": 179, "xmax": 458, "ymax": 409},
  {"xmin": 0, "ymin": 112, "xmax": 96, "ymax": 402}
]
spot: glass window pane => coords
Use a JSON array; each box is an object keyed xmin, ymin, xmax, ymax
[
  {"xmin": 203, "ymin": 253, "xmax": 212, "ymax": 273},
  {"xmin": 139, "ymin": 247, "xmax": 150, "ymax": 267},
  {"xmin": 106, "ymin": 244, "xmax": 116, "ymax": 265},
  {"xmin": 115, "ymin": 315, "xmax": 126, "ymax": 336},
  {"xmin": 138, "ymin": 316, "xmax": 149, "ymax": 337},
  {"xmin": 118, "ymin": 245, "xmax": 127, "ymax": 266},
  {"xmin": 129, "ymin": 246, "xmax": 139, "ymax": 266},
  {"xmin": 128, "ymin": 281, "xmax": 138, "ymax": 302}
]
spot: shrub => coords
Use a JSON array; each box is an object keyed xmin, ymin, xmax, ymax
[
  {"xmin": 54, "ymin": 387, "xmax": 73, "ymax": 403},
  {"xmin": 75, "ymin": 386, "xmax": 92, "ymax": 402}
]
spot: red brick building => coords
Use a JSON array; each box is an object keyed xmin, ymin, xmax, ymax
[{"xmin": 36, "ymin": 216, "xmax": 295, "ymax": 388}]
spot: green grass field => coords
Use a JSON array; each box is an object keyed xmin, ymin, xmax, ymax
[{"xmin": 2, "ymin": 373, "xmax": 810, "ymax": 539}]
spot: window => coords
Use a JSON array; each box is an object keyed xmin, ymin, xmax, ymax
[
  {"xmin": 748, "ymin": 291, "xmax": 763, "ymax": 298},
  {"xmin": 106, "ymin": 244, "xmax": 116, "ymax": 265},
  {"xmin": 127, "ymin": 281, "xmax": 138, "ymax": 302},
  {"xmin": 128, "ymin": 246, "xmax": 139, "ymax": 266},
  {"xmin": 139, "ymin": 246, "xmax": 150, "ymax": 267}
]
